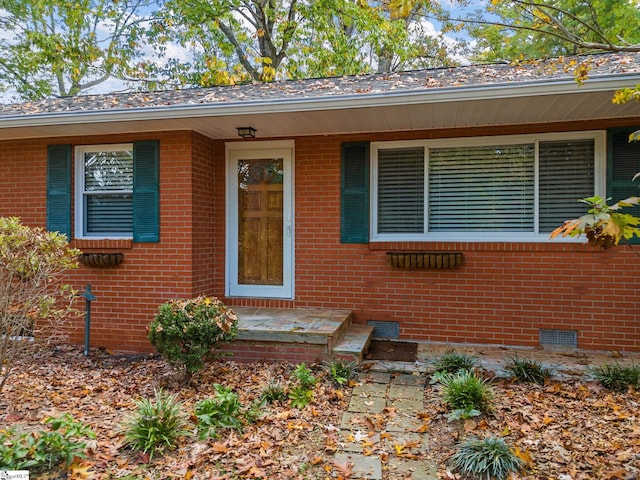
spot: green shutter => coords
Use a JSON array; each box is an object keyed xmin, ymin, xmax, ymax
[
  {"xmin": 341, "ymin": 142, "xmax": 370, "ymax": 243},
  {"xmin": 607, "ymin": 128, "xmax": 640, "ymax": 244},
  {"xmin": 46, "ymin": 144, "xmax": 72, "ymax": 239},
  {"xmin": 133, "ymin": 140, "xmax": 159, "ymax": 242}
]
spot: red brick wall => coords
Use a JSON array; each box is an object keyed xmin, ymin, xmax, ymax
[
  {"xmin": 0, "ymin": 131, "xmax": 200, "ymax": 352},
  {"xmin": 1, "ymin": 118, "xmax": 639, "ymax": 353},
  {"xmin": 223, "ymin": 119, "xmax": 640, "ymax": 352}
]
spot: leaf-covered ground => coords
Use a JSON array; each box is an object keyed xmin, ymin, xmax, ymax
[{"xmin": 1, "ymin": 346, "xmax": 640, "ymax": 479}]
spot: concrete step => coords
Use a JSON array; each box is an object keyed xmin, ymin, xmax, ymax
[
  {"xmin": 332, "ymin": 324, "xmax": 374, "ymax": 364},
  {"xmin": 233, "ymin": 307, "xmax": 352, "ymax": 346}
]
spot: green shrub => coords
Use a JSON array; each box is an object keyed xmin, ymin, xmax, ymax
[
  {"xmin": 504, "ymin": 355, "xmax": 552, "ymax": 384},
  {"xmin": 290, "ymin": 363, "xmax": 317, "ymax": 389},
  {"xmin": 431, "ymin": 350, "xmax": 480, "ymax": 375},
  {"xmin": 324, "ymin": 359, "xmax": 357, "ymax": 386},
  {"xmin": 434, "ymin": 369, "xmax": 494, "ymax": 418},
  {"xmin": 0, "ymin": 414, "xmax": 95, "ymax": 472},
  {"xmin": 592, "ymin": 362, "xmax": 640, "ymax": 392},
  {"xmin": 122, "ymin": 389, "xmax": 191, "ymax": 458},
  {"xmin": 195, "ymin": 384, "xmax": 245, "ymax": 439},
  {"xmin": 449, "ymin": 435, "xmax": 526, "ymax": 480},
  {"xmin": 288, "ymin": 385, "xmax": 314, "ymax": 409},
  {"xmin": 148, "ymin": 296, "xmax": 238, "ymax": 383},
  {"xmin": 288, "ymin": 363, "xmax": 317, "ymax": 409}
]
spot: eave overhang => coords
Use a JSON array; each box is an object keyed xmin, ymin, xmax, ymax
[{"xmin": 0, "ymin": 74, "xmax": 639, "ymax": 141}]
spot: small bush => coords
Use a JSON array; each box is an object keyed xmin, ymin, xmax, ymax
[
  {"xmin": 592, "ymin": 362, "xmax": 640, "ymax": 392},
  {"xmin": 0, "ymin": 217, "xmax": 80, "ymax": 392},
  {"xmin": 449, "ymin": 435, "xmax": 526, "ymax": 480},
  {"xmin": 148, "ymin": 296, "xmax": 238, "ymax": 383},
  {"xmin": 290, "ymin": 363, "xmax": 317, "ymax": 389},
  {"xmin": 324, "ymin": 359, "xmax": 357, "ymax": 386},
  {"xmin": 287, "ymin": 363, "xmax": 317, "ymax": 409},
  {"xmin": 504, "ymin": 355, "xmax": 552, "ymax": 384},
  {"xmin": 288, "ymin": 385, "xmax": 314, "ymax": 409},
  {"xmin": 434, "ymin": 369, "xmax": 494, "ymax": 417},
  {"xmin": 195, "ymin": 384, "xmax": 245, "ymax": 439},
  {"xmin": 122, "ymin": 389, "xmax": 190, "ymax": 458},
  {"xmin": 0, "ymin": 414, "xmax": 95, "ymax": 472},
  {"xmin": 431, "ymin": 350, "xmax": 480, "ymax": 375}
]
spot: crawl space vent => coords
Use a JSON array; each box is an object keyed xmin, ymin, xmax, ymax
[
  {"xmin": 368, "ymin": 320, "xmax": 399, "ymax": 339},
  {"xmin": 539, "ymin": 329, "xmax": 577, "ymax": 348}
]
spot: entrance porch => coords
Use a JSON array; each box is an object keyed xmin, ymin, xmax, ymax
[{"xmin": 221, "ymin": 307, "xmax": 374, "ymax": 365}]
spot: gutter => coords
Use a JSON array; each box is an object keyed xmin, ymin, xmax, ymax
[{"xmin": 0, "ymin": 73, "xmax": 638, "ymax": 129}]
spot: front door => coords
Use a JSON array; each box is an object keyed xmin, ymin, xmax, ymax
[{"xmin": 226, "ymin": 141, "xmax": 294, "ymax": 298}]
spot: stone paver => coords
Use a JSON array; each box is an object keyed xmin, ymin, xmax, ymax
[
  {"xmin": 392, "ymin": 373, "xmax": 426, "ymax": 386},
  {"xmin": 359, "ymin": 371, "xmax": 392, "ymax": 384},
  {"xmin": 388, "ymin": 384, "xmax": 423, "ymax": 401},
  {"xmin": 385, "ymin": 459, "xmax": 438, "ymax": 479},
  {"xmin": 335, "ymin": 452, "xmax": 383, "ymax": 480},
  {"xmin": 349, "ymin": 395, "xmax": 387, "ymax": 414},
  {"xmin": 385, "ymin": 415, "xmax": 424, "ymax": 433},
  {"xmin": 337, "ymin": 370, "xmax": 437, "ymax": 479},
  {"xmin": 353, "ymin": 383, "xmax": 389, "ymax": 397}
]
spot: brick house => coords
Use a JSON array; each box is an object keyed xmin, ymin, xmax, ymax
[{"xmin": 1, "ymin": 52, "xmax": 640, "ymax": 358}]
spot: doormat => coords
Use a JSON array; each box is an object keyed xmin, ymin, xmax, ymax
[{"xmin": 364, "ymin": 340, "xmax": 417, "ymax": 362}]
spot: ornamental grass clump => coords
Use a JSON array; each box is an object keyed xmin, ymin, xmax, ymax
[
  {"xmin": 592, "ymin": 362, "xmax": 640, "ymax": 392},
  {"xmin": 122, "ymin": 388, "xmax": 191, "ymax": 459},
  {"xmin": 504, "ymin": 355, "xmax": 552, "ymax": 384},
  {"xmin": 433, "ymin": 369, "xmax": 494, "ymax": 420},
  {"xmin": 430, "ymin": 349, "xmax": 480, "ymax": 375},
  {"xmin": 148, "ymin": 296, "xmax": 238, "ymax": 383},
  {"xmin": 449, "ymin": 435, "xmax": 526, "ymax": 480}
]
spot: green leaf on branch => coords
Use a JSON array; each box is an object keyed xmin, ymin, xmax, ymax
[{"xmin": 550, "ymin": 195, "xmax": 640, "ymax": 249}]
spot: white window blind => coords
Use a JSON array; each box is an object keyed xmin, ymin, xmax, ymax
[
  {"xmin": 428, "ymin": 144, "xmax": 535, "ymax": 231},
  {"xmin": 82, "ymin": 149, "xmax": 133, "ymax": 235},
  {"xmin": 538, "ymin": 139, "xmax": 594, "ymax": 232},
  {"xmin": 377, "ymin": 147, "xmax": 424, "ymax": 233}
]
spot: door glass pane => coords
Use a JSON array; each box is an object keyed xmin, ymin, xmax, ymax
[{"xmin": 237, "ymin": 158, "xmax": 284, "ymax": 286}]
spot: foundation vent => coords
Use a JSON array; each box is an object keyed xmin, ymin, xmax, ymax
[
  {"xmin": 368, "ymin": 320, "xmax": 399, "ymax": 339},
  {"xmin": 539, "ymin": 329, "xmax": 577, "ymax": 348}
]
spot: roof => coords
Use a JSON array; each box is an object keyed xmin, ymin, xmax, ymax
[{"xmin": 0, "ymin": 52, "xmax": 638, "ymax": 140}]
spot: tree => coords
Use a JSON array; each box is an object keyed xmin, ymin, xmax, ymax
[
  {"xmin": 152, "ymin": 0, "xmax": 302, "ymax": 85},
  {"xmin": 0, "ymin": 0, "xmax": 155, "ymax": 101},
  {"xmin": 0, "ymin": 217, "xmax": 80, "ymax": 392},
  {"xmin": 438, "ymin": 0, "xmax": 640, "ymax": 63},
  {"xmin": 152, "ymin": 0, "xmax": 459, "ymax": 87}
]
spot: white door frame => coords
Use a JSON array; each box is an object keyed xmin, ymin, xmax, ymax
[{"xmin": 225, "ymin": 140, "xmax": 294, "ymax": 299}]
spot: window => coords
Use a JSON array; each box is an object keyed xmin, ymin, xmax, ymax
[
  {"xmin": 75, "ymin": 144, "xmax": 133, "ymax": 238},
  {"xmin": 371, "ymin": 132, "xmax": 604, "ymax": 241}
]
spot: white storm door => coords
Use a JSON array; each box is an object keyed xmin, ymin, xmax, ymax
[{"xmin": 226, "ymin": 141, "xmax": 294, "ymax": 298}]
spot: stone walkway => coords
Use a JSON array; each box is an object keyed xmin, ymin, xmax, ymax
[
  {"xmin": 336, "ymin": 371, "xmax": 437, "ymax": 479},
  {"xmin": 335, "ymin": 343, "xmax": 640, "ymax": 479}
]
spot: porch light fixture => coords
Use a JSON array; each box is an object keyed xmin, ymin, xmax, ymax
[{"xmin": 236, "ymin": 126, "xmax": 257, "ymax": 138}]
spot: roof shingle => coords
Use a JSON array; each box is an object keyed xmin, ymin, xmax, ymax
[{"xmin": 1, "ymin": 52, "xmax": 638, "ymax": 117}]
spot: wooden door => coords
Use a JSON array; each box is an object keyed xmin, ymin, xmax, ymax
[{"xmin": 237, "ymin": 159, "xmax": 284, "ymax": 285}]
